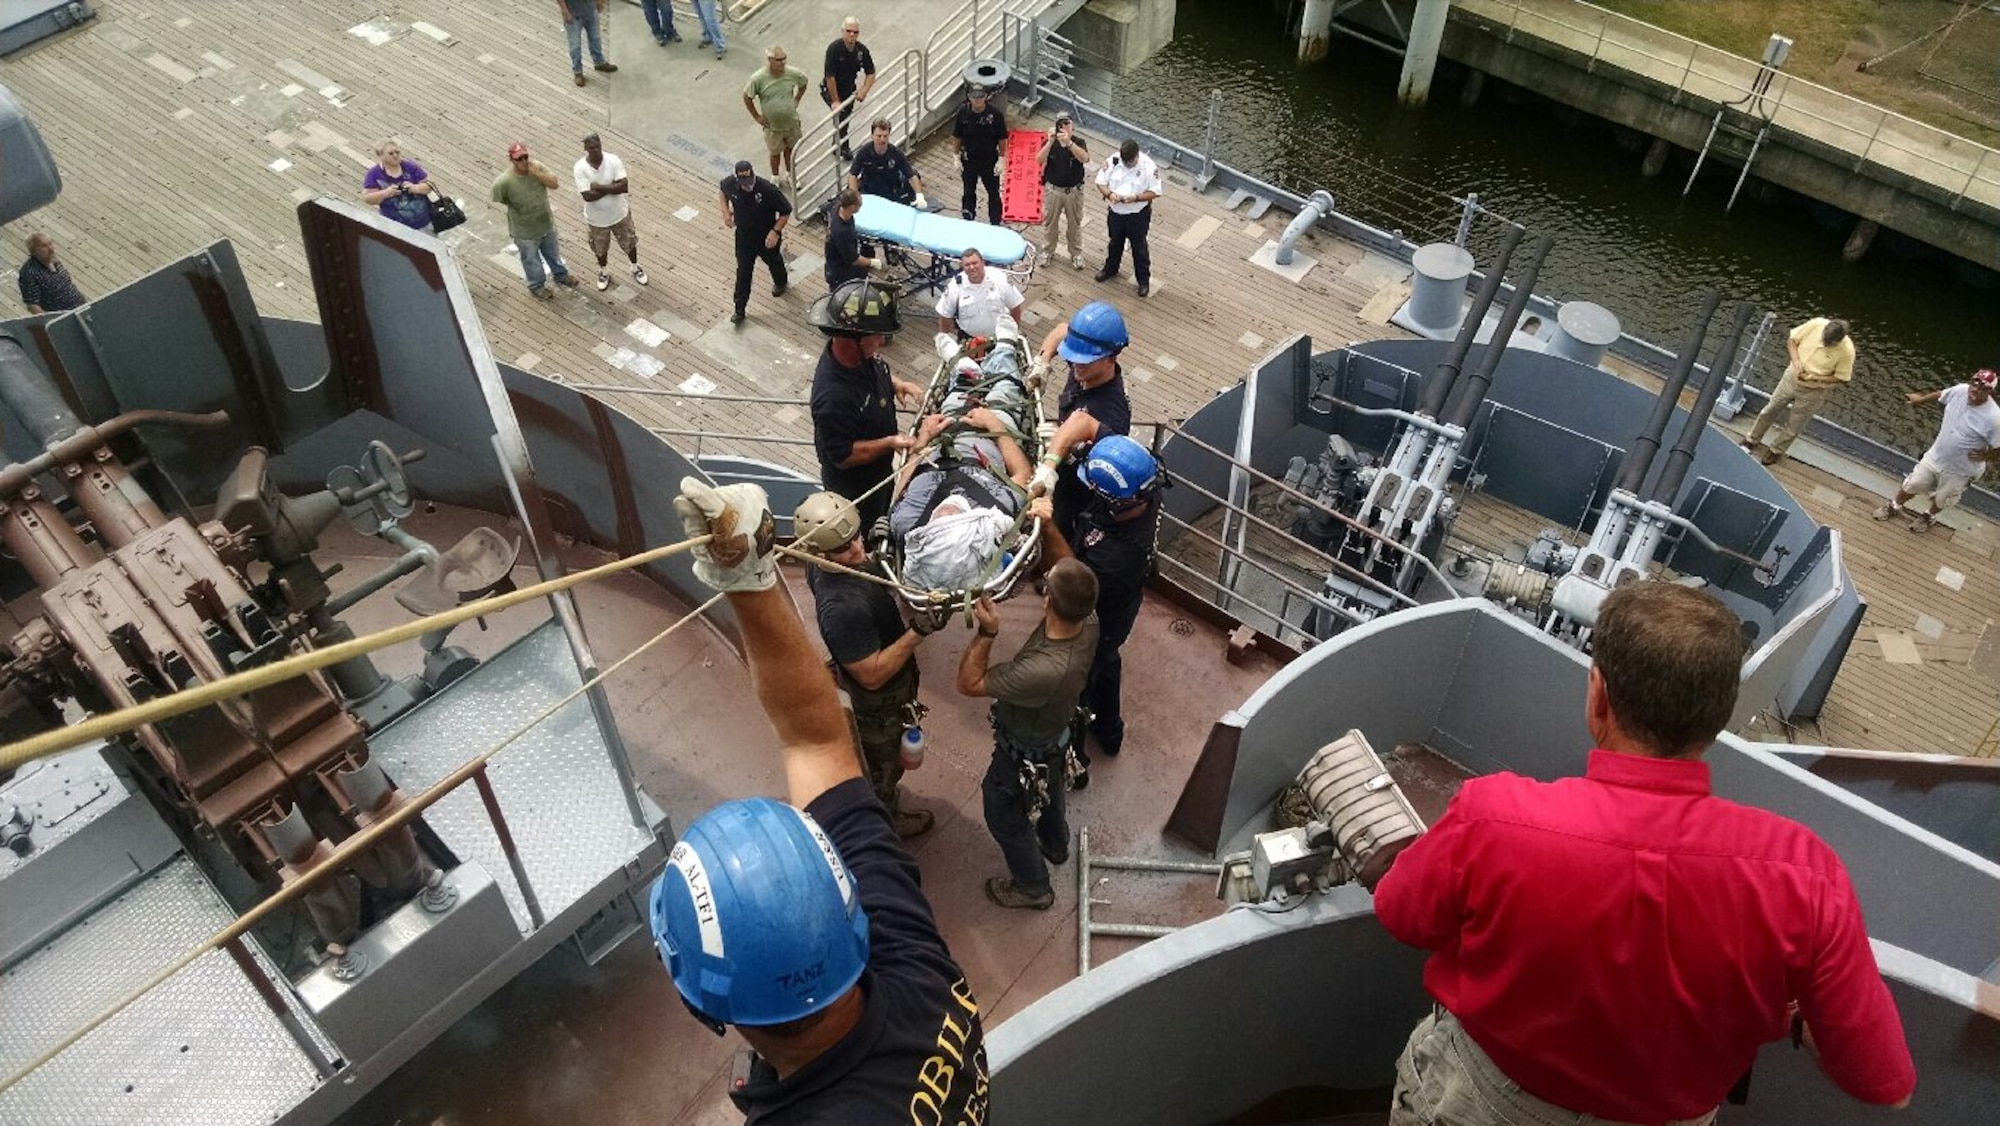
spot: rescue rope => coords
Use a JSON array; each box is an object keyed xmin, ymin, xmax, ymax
[
  {"xmin": 0, "ymin": 592, "xmax": 724, "ymax": 1097},
  {"xmin": 0, "ymin": 535, "xmax": 712, "ymax": 773}
]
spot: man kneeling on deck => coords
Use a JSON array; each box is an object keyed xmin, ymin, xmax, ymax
[
  {"xmin": 652, "ymin": 479, "xmax": 988, "ymax": 1123},
  {"xmin": 957, "ymin": 550, "xmax": 1099, "ymax": 910},
  {"xmin": 1371, "ymin": 582, "xmax": 1915, "ymax": 1125}
]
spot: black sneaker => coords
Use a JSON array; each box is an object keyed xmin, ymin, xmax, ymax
[
  {"xmin": 771, "ymin": 281, "xmax": 788, "ymax": 298},
  {"xmin": 1093, "ymin": 269, "xmax": 1117, "ymax": 283},
  {"xmin": 729, "ymin": 309, "xmax": 746, "ymax": 325}
]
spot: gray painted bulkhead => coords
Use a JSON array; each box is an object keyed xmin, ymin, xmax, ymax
[
  {"xmin": 1155, "ymin": 336, "xmax": 1855, "ymax": 718},
  {"xmin": 992, "ymin": 597, "xmax": 1999, "ymax": 1125}
]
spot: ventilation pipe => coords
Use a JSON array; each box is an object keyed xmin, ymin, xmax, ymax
[{"xmin": 1275, "ymin": 190, "xmax": 1335, "ymax": 267}]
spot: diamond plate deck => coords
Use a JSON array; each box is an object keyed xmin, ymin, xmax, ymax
[
  {"xmin": 0, "ymin": 856, "xmax": 322, "ymax": 1125},
  {"xmin": 369, "ymin": 619, "xmax": 654, "ymax": 931}
]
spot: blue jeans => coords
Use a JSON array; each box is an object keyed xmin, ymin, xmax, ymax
[
  {"xmin": 513, "ymin": 231, "xmax": 569, "ymax": 291},
  {"xmin": 690, "ymin": 0, "xmax": 725, "ymax": 52},
  {"xmin": 564, "ymin": 9, "xmax": 606, "ymax": 70},
  {"xmin": 640, "ymin": 0, "xmax": 677, "ymax": 42}
]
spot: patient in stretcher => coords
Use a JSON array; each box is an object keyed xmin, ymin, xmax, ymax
[{"xmin": 891, "ymin": 350, "xmax": 1038, "ymax": 591}]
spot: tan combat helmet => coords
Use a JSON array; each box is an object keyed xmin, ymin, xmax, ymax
[{"xmin": 793, "ymin": 491, "xmax": 861, "ymax": 554}]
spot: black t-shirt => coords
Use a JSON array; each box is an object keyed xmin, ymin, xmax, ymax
[
  {"xmin": 811, "ymin": 345, "xmax": 899, "ymax": 504},
  {"xmin": 1054, "ymin": 366, "xmax": 1133, "ymax": 532},
  {"xmin": 822, "ymin": 39, "xmax": 876, "ymax": 101},
  {"xmin": 849, "ymin": 142, "xmax": 916, "ymax": 202},
  {"xmin": 953, "ymin": 102, "xmax": 1007, "ymax": 160},
  {"xmin": 720, "ymin": 175, "xmax": 793, "ymax": 241},
  {"xmin": 729, "ymin": 778, "xmax": 989, "ymax": 1124},
  {"xmin": 808, "ymin": 564, "xmax": 918, "ymax": 716},
  {"xmin": 1067, "ymin": 493, "xmax": 1157, "ymax": 600},
  {"xmin": 824, "ymin": 206, "xmax": 865, "ymax": 287},
  {"xmin": 1057, "ymin": 367, "xmax": 1132, "ymax": 438},
  {"xmin": 1042, "ymin": 134, "xmax": 1088, "ymax": 188}
]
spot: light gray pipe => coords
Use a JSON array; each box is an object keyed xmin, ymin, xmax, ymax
[
  {"xmin": 0, "ymin": 333, "xmax": 82, "ymax": 447},
  {"xmin": 1274, "ymin": 190, "xmax": 1336, "ymax": 266}
]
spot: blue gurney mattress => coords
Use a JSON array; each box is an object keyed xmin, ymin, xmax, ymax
[{"xmin": 856, "ymin": 195, "xmax": 1031, "ymax": 267}]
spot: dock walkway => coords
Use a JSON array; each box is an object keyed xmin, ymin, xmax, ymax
[
  {"xmin": 1453, "ymin": 0, "xmax": 2000, "ymax": 212},
  {"xmin": 1, "ymin": 0, "xmax": 1993, "ymax": 760}
]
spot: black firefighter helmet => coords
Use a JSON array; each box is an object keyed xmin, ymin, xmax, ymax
[{"xmin": 808, "ymin": 279, "xmax": 902, "ymax": 338}]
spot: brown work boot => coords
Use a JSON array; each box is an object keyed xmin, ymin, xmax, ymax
[
  {"xmin": 1757, "ymin": 448, "xmax": 1782, "ymax": 466},
  {"xmin": 573, "ymin": 71, "xmax": 586, "ymax": 86},
  {"xmin": 893, "ymin": 806, "xmax": 935, "ymax": 839},
  {"xmin": 984, "ymin": 877, "xmax": 1054, "ymax": 910},
  {"xmin": 594, "ymin": 61, "xmax": 619, "ymax": 73}
]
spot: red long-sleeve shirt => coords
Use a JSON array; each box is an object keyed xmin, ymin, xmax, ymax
[{"xmin": 1373, "ymin": 749, "xmax": 1916, "ymax": 1122}]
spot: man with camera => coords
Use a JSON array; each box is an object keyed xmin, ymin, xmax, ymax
[{"xmin": 1038, "ymin": 113, "xmax": 1090, "ymax": 270}]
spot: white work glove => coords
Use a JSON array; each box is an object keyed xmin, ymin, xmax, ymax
[
  {"xmin": 672, "ymin": 477, "xmax": 778, "ymax": 592},
  {"xmin": 913, "ymin": 192, "xmax": 929, "ymax": 210},
  {"xmin": 1035, "ymin": 421, "xmax": 1057, "ymax": 448},
  {"xmin": 1027, "ymin": 356, "xmax": 1050, "ymax": 387},
  {"xmin": 1029, "ymin": 459, "xmax": 1060, "ymax": 498},
  {"xmin": 935, "ymin": 332, "xmax": 961, "ymax": 362}
]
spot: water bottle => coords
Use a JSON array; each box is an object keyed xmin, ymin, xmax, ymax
[{"xmin": 900, "ymin": 726, "xmax": 926, "ymax": 771}]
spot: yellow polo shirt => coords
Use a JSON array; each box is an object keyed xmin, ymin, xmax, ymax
[{"xmin": 1789, "ymin": 317, "xmax": 1855, "ymax": 386}]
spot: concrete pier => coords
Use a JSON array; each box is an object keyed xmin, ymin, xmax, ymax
[
  {"xmin": 1356, "ymin": 0, "xmax": 2000, "ymax": 268},
  {"xmin": 1067, "ymin": 0, "xmax": 1177, "ymax": 75},
  {"xmin": 1299, "ymin": 0, "xmax": 1333, "ymax": 64},
  {"xmin": 1398, "ymin": 0, "xmax": 1451, "ymax": 106}
]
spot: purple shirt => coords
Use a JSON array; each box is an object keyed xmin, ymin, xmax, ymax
[{"xmin": 364, "ymin": 160, "xmax": 433, "ymax": 229}]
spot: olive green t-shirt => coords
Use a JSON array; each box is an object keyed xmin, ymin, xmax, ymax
[
  {"xmin": 744, "ymin": 66, "xmax": 810, "ymax": 132},
  {"xmin": 984, "ymin": 615, "xmax": 1099, "ymax": 745},
  {"xmin": 491, "ymin": 169, "xmax": 555, "ymax": 239}
]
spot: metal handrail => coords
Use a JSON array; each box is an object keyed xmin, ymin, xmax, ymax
[{"xmin": 1459, "ymin": 0, "xmax": 2000, "ymax": 205}]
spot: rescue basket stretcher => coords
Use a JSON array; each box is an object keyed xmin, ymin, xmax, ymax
[{"xmin": 880, "ymin": 331, "xmax": 1048, "ymax": 614}]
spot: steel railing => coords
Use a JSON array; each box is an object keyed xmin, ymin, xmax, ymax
[{"xmin": 1455, "ymin": 0, "xmax": 2000, "ymax": 208}]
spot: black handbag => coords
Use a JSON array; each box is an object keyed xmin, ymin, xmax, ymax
[{"xmin": 429, "ymin": 190, "xmax": 467, "ymax": 233}]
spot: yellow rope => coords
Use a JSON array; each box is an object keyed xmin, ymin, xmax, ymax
[
  {"xmin": 0, "ymin": 591, "xmax": 724, "ymax": 1096},
  {"xmin": 0, "ymin": 534, "xmax": 711, "ymax": 773}
]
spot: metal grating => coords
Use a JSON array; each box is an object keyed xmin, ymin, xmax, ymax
[
  {"xmin": 368, "ymin": 619, "xmax": 653, "ymax": 932},
  {"xmin": 0, "ymin": 857, "xmax": 321, "ymax": 1125}
]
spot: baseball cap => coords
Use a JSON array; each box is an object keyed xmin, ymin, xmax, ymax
[
  {"xmin": 968, "ymin": 83, "xmax": 988, "ymax": 97},
  {"xmin": 1054, "ymin": 111, "xmax": 1072, "ymax": 124},
  {"xmin": 733, "ymin": 159, "xmax": 754, "ymax": 174},
  {"xmin": 1974, "ymin": 369, "xmax": 1997, "ymax": 388},
  {"xmin": 507, "ymin": 143, "xmax": 529, "ymax": 159}
]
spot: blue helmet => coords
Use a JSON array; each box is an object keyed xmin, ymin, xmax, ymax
[
  {"xmin": 1056, "ymin": 301, "xmax": 1129, "ymax": 363},
  {"xmin": 650, "ymin": 798, "xmax": 870, "ymax": 1030},
  {"xmin": 1081, "ymin": 434, "xmax": 1158, "ymax": 500}
]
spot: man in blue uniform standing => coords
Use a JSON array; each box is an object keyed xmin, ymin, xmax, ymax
[
  {"xmin": 952, "ymin": 84, "xmax": 1008, "ymax": 224},
  {"xmin": 658, "ymin": 477, "xmax": 989, "ymax": 1123}
]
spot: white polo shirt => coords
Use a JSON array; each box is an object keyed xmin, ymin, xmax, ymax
[
  {"xmin": 1096, "ymin": 152, "xmax": 1160, "ymax": 215},
  {"xmin": 573, "ymin": 152, "xmax": 631, "ymax": 228},
  {"xmin": 935, "ymin": 270, "xmax": 1023, "ymax": 338}
]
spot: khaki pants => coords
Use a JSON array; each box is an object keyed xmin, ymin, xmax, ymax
[
  {"xmin": 1745, "ymin": 374, "xmax": 1831, "ymax": 456},
  {"xmin": 1390, "ymin": 1010, "xmax": 1717, "ymax": 1126},
  {"xmin": 1044, "ymin": 184, "xmax": 1084, "ymax": 257}
]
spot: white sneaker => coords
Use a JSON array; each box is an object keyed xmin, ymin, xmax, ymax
[
  {"xmin": 632, "ymin": 265, "xmax": 650, "ymax": 286},
  {"xmin": 595, "ymin": 271, "xmax": 610, "ymax": 292},
  {"xmin": 1871, "ymin": 503, "xmax": 1900, "ymax": 521},
  {"xmin": 1070, "ymin": 253, "xmax": 1083, "ymax": 269}
]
